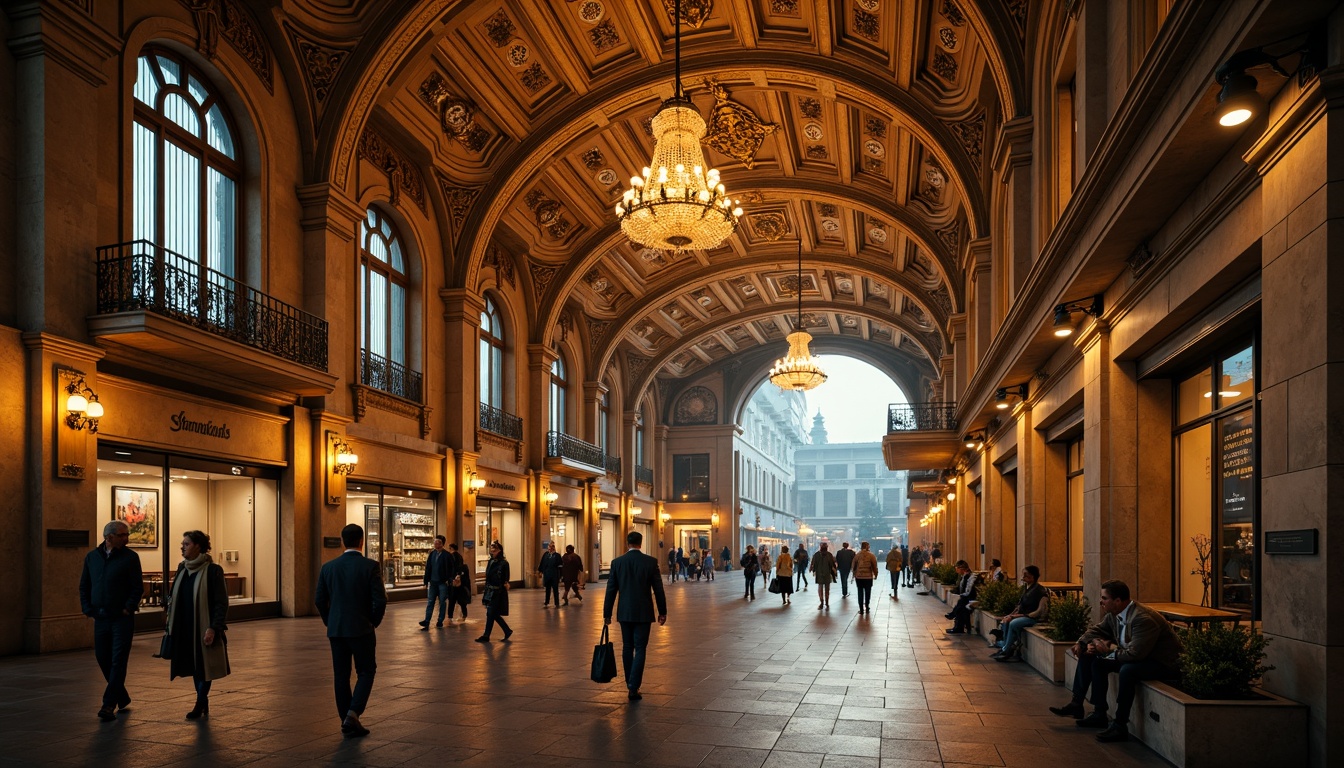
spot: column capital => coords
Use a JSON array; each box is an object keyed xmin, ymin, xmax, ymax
[
  {"xmin": 297, "ymin": 183, "xmax": 363, "ymax": 240},
  {"xmin": 5, "ymin": 1, "xmax": 119, "ymax": 87}
]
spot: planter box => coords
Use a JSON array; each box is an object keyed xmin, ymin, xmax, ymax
[
  {"xmin": 977, "ymin": 610, "xmax": 1005, "ymax": 645},
  {"xmin": 1022, "ymin": 626, "xmax": 1070, "ymax": 683},
  {"xmin": 1061, "ymin": 654, "xmax": 1307, "ymax": 768},
  {"xmin": 936, "ymin": 584, "xmax": 951, "ymax": 603}
]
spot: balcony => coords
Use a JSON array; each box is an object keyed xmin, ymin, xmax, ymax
[
  {"xmin": 635, "ymin": 464, "xmax": 653, "ymax": 488},
  {"xmin": 881, "ymin": 402, "xmax": 960, "ymax": 471},
  {"xmin": 89, "ymin": 240, "xmax": 336, "ymax": 396},
  {"xmin": 476, "ymin": 403, "xmax": 523, "ymax": 461},
  {"xmin": 360, "ymin": 348, "xmax": 422, "ymax": 403},
  {"xmin": 604, "ymin": 453, "xmax": 622, "ymax": 480},
  {"xmin": 545, "ymin": 431, "xmax": 605, "ymax": 480}
]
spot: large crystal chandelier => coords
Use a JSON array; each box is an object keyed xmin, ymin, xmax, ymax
[
  {"xmin": 615, "ymin": 0, "xmax": 741, "ymax": 252},
  {"xmin": 770, "ymin": 242, "xmax": 827, "ymax": 392}
]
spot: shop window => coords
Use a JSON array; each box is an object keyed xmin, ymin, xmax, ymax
[
  {"xmin": 345, "ymin": 484, "xmax": 438, "ymax": 588},
  {"xmin": 672, "ymin": 454, "xmax": 710, "ymax": 501},
  {"xmin": 473, "ymin": 499, "xmax": 523, "ymax": 582},
  {"xmin": 479, "ymin": 295, "xmax": 505, "ymax": 409},
  {"xmin": 550, "ymin": 354, "xmax": 568, "ymax": 435},
  {"xmin": 1173, "ymin": 341, "xmax": 1257, "ymax": 615},
  {"xmin": 98, "ymin": 445, "xmax": 278, "ymax": 614},
  {"xmin": 133, "ymin": 50, "xmax": 239, "ymax": 281},
  {"xmin": 1067, "ymin": 438, "xmax": 1085, "ymax": 584},
  {"xmin": 359, "ymin": 208, "xmax": 420, "ymax": 401}
]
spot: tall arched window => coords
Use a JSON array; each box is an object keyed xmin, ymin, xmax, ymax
[
  {"xmin": 549, "ymin": 355, "xmax": 567, "ymax": 435},
  {"xmin": 479, "ymin": 297, "xmax": 504, "ymax": 409},
  {"xmin": 359, "ymin": 208, "xmax": 419, "ymax": 401},
  {"xmin": 598, "ymin": 390, "xmax": 610, "ymax": 453},
  {"xmin": 133, "ymin": 50, "xmax": 239, "ymax": 277}
]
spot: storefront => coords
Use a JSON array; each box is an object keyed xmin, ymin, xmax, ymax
[
  {"xmin": 92, "ymin": 375, "xmax": 289, "ymax": 629},
  {"xmin": 344, "ymin": 484, "xmax": 438, "ymax": 589},
  {"xmin": 546, "ymin": 484, "xmax": 584, "ymax": 560},
  {"xmin": 598, "ymin": 513, "xmax": 620, "ymax": 577},
  {"xmin": 471, "ymin": 469, "xmax": 527, "ymax": 585}
]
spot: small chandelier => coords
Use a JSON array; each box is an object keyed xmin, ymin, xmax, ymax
[
  {"xmin": 615, "ymin": 0, "xmax": 741, "ymax": 252},
  {"xmin": 770, "ymin": 241, "xmax": 827, "ymax": 392}
]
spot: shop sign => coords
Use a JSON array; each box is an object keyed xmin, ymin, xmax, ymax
[
  {"xmin": 1264, "ymin": 529, "xmax": 1317, "ymax": 555},
  {"xmin": 169, "ymin": 410, "xmax": 231, "ymax": 439}
]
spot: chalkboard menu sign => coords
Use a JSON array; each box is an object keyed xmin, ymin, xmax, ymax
[{"xmin": 1220, "ymin": 411, "xmax": 1254, "ymax": 522}]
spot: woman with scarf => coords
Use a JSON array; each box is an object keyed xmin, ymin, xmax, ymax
[
  {"xmin": 166, "ymin": 530, "xmax": 230, "ymax": 719},
  {"xmin": 475, "ymin": 541, "xmax": 513, "ymax": 642}
]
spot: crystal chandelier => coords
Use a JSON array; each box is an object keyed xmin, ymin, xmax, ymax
[
  {"xmin": 770, "ymin": 242, "xmax": 827, "ymax": 392},
  {"xmin": 615, "ymin": 0, "xmax": 741, "ymax": 252}
]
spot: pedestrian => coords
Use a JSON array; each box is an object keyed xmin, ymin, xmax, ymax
[
  {"xmin": 810, "ymin": 541, "xmax": 837, "ymax": 610},
  {"xmin": 676, "ymin": 547, "xmax": 688, "ymax": 580},
  {"xmin": 603, "ymin": 531, "xmax": 668, "ymax": 701},
  {"xmin": 446, "ymin": 543, "xmax": 470, "ymax": 623},
  {"xmin": 909, "ymin": 546, "xmax": 925, "ymax": 588},
  {"xmin": 885, "ymin": 545, "xmax": 903, "ymax": 600},
  {"xmin": 702, "ymin": 550, "xmax": 715, "ymax": 581},
  {"xmin": 835, "ymin": 542, "xmax": 856, "ymax": 598},
  {"xmin": 165, "ymin": 530, "xmax": 230, "ymax": 719},
  {"xmin": 853, "ymin": 541, "xmax": 879, "ymax": 615},
  {"xmin": 560, "ymin": 544, "xmax": 584, "ymax": 604},
  {"xmin": 721, "ymin": 545, "xmax": 731, "ymax": 572},
  {"xmin": 79, "ymin": 520, "xmax": 143, "ymax": 722},
  {"xmin": 900, "ymin": 544, "xmax": 911, "ymax": 586},
  {"xmin": 774, "ymin": 548, "xmax": 794, "ymax": 605},
  {"xmin": 668, "ymin": 548, "xmax": 679, "ymax": 583},
  {"xmin": 688, "ymin": 547, "xmax": 701, "ymax": 580},
  {"xmin": 989, "ymin": 558, "xmax": 1006, "ymax": 582},
  {"xmin": 793, "ymin": 544, "xmax": 809, "ymax": 591},
  {"xmin": 759, "ymin": 546, "xmax": 772, "ymax": 584},
  {"xmin": 538, "ymin": 541, "xmax": 563, "ymax": 607},
  {"xmin": 420, "ymin": 535, "xmax": 454, "ymax": 629},
  {"xmin": 315, "ymin": 523, "xmax": 387, "ymax": 738},
  {"xmin": 475, "ymin": 541, "xmax": 513, "ymax": 642},
  {"xmin": 741, "ymin": 545, "xmax": 759, "ymax": 600}
]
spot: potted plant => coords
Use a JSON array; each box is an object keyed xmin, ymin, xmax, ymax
[
  {"xmin": 973, "ymin": 580, "xmax": 1020, "ymax": 641},
  {"xmin": 1024, "ymin": 593, "xmax": 1091, "ymax": 683},
  {"xmin": 1043, "ymin": 592, "xmax": 1091, "ymax": 642},
  {"xmin": 1175, "ymin": 623, "xmax": 1272, "ymax": 700}
]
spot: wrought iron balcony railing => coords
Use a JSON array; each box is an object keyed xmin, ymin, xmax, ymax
[
  {"xmin": 546, "ymin": 431, "xmax": 605, "ymax": 469},
  {"xmin": 887, "ymin": 402, "xmax": 958, "ymax": 432},
  {"xmin": 95, "ymin": 240, "xmax": 328, "ymax": 370},
  {"xmin": 360, "ymin": 348, "xmax": 422, "ymax": 403},
  {"xmin": 479, "ymin": 402, "xmax": 523, "ymax": 441},
  {"xmin": 635, "ymin": 464, "xmax": 654, "ymax": 486},
  {"xmin": 604, "ymin": 453, "xmax": 622, "ymax": 477}
]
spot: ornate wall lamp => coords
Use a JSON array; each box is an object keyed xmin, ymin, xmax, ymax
[
  {"xmin": 325, "ymin": 431, "xmax": 358, "ymax": 505},
  {"xmin": 594, "ymin": 499, "xmax": 609, "ymax": 512},
  {"xmin": 543, "ymin": 488, "xmax": 559, "ymax": 504},
  {"xmin": 332, "ymin": 438, "xmax": 359, "ymax": 476},
  {"xmin": 994, "ymin": 383, "xmax": 1029, "ymax": 410},
  {"xmin": 1051, "ymin": 295, "xmax": 1103, "ymax": 338},
  {"xmin": 711, "ymin": 501, "xmax": 721, "ymax": 533},
  {"xmin": 63, "ymin": 372, "xmax": 105, "ymax": 432},
  {"xmin": 659, "ymin": 510, "xmax": 671, "ymax": 525},
  {"xmin": 467, "ymin": 471, "xmax": 487, "ymax": 495},
  {"xmin": 56, "ymin": 367, "xmax": 104, "ymax": 480},
  {"xmin": 630, "ymin": 505, "xmax": 642, "ymax": 517}
]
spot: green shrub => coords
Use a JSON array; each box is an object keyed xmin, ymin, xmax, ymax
[
  {"xmin": 1177, "ymin": 623, "xmax": 1273, "ymax": 699},
  {"xmin": 927, "ymin": 563, "xmax": 958, "ymax": 585},
  {"xmin": 976, "ymin": 580, "xmax": 1022, "ymax": 615},
  {"xmin": 1043, "ymin": 593, "xmax": 1092, "ymax": 642}
]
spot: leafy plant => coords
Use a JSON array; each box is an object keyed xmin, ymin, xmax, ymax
[
  {"xmin": 927, "ymin": 563, "xmax": 958, "ymax": 585},
  {"xmin": 976, "ymin": 579, "xmax": 1022, "ymax": 615},
  {"xmin": 1177, "ymin": 623, "xmax": 1273, "ymax": 699},
  {"xmin": 1044, "ymin": 593, "xmax": 1092, "ymax": 642}
]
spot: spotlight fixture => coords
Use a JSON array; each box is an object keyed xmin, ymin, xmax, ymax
[
  {"xmin": 1052, "ymin": 295, "xmax": 1103, "ymax": 337},
  {"xmin": 1213, "ymin": 49, "xmax": 1281, "ymax": 127},
  {"xmin": 994, "ymin": 383, "xmax": 1029, "ymax": 410},
  {"xmin": 64, "ymin": 374, "xmax": 105, "ymax": 432},
  {"xmin": 963, "ymin": 430, "xmax": 986, "ymax": 449}
]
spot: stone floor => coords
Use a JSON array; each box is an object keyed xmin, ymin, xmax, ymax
[{"xmin": 0, "ymin": 574, "xmax": 1172, "ymax": 767}]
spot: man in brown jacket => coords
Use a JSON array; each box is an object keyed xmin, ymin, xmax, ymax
[{"xmin": 1049, "ymin": 579, "xmax": 1182, "ymax": 743}]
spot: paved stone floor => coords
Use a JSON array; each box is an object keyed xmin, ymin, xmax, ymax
[{"xmin": 0, "ymin": 575, "xmax": 1172, "ymax": 767}]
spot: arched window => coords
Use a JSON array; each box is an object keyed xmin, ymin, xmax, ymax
[
  {"xmin": 549, "ymin": 355, "xmax": 567, "ymax": 435},
  {"xmin": 133, "ymin": 50, "xmax": 239, "ymax": 277},
  {"xmin": 598, "ymin": 390, "xmax": 610, "ymax": 453},
  {"xmin": 635, "ymin": 412, "xmax": 645, "ymax": 466},
  {"xmin": 359, "ymin": 208, "xmax": 419, "ymax": 401},
  {"xmin": 479, "ymin": 297, "xmax": 504, "ymax": 409}
]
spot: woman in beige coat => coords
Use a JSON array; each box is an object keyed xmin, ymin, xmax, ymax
[
  {"xmin": 885, "ymin": 547, "xmax": 904, "ymax": 601},
  {"xmin": 166, "ymin": 530, "xmax": 230, "ymax": 719},
  {"xmin": 852, "ymin": 542, "xmax": 880, "ymax": 615},
  {"xmin": 773, "ymin": 549, "xmax": 794, "ymax": 605}
]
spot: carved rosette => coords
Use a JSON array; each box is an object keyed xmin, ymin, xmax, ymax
[
  {"xmin": 701, "ymin": 81, "xmax": 778, "ymax": 170},
  {"xmin": 663, "ymin": 0, "xmax": 713, "ymax": 28},
  {"xmin": 674, "ymin": 386, "xmax": 718, "ymax": 425}
]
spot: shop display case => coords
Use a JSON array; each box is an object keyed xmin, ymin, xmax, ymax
[{"xmin": 392, "ymin": 508, "xmax": 435, "ymax": 583}]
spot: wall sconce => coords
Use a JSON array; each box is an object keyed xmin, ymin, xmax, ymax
[
  {"xmin": 543, "ymin": 488, "xmax": 559, "ymax": 504},
  {"xmin": 963, "ymin": 430, "xmax": 985, "ymax": 449},
  {"xmin": 659, "ymin": 510, "xmax": 671, "ymax": 524},
  {"xmin": 1052, "ymin": 295, "xmax": 1103, "ymax": 337},
  {"xmin": 64, "ymin": 374, "xmax": 105, "ymax": 432},
  {"xmin": 711, "ymin": 511, "xmax": 721, "ymax": 531},
  {"xmin": 331, "ymin": 437, "xmax": 358, "ymax": 476},
  {"xmin": 594, "ymin": 499, "xmax": 609, "ymax": 511},
  {"xmin": 994, "ymin": 383, "xmax": 1029, "ymax": 410},
  {"xmin": 1212, "ymin": 38, "xmax": 1318, "ymax": 127},
  {"xmin": 467, "ymin": 471, "xmax": 487, "ymax": 494},
  {"xmin": 630, "ymin": 505, "xmax": 642, "ymax": 516}
]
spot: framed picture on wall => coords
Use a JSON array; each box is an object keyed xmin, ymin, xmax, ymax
[{"xmin": 111, "ymin": 486, "xmax": 159, "ymax": 548}]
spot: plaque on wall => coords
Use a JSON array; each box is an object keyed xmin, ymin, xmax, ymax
[
  {"xmin": 323, "ymin": 537, "xmax": 343, "ymax": 548},
  {"xmin": 1264, "ymin": 529, "xmax": 1317, "ymax": 555},
  {"xmin": 47, "ymin": 529, "xmax": 90, "ymax": 547}
]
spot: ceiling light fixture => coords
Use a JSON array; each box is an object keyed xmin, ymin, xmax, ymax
[
  {"xmin": 1052, "ymin": 294, "xmax": 1103, "ymax": 337},
  {"xmin": 770, "ymin": 241, "xmax": 828, "ymax": 391},
  {"xmin": 994, "ymin": 383, "xmax": 1029, "ymax": 410},
  {"xmin": 615, "ymin": 0, "xmax": 741, "ymax": 252}
]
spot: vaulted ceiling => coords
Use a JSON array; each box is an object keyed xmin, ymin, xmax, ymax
[{"xmin": 292, "ymin": 0, "xmax": 1024, "ymax": 403}]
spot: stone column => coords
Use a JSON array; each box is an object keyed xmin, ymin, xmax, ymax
[
  {"xmin": 296, "ymin": 184, "xmax": 362, "ymax": 416},
  {"xmin": 440, "ymin": 290, "xmax": 485, "ymax": 452},
  {"xmin": 526, "ymin": 344, "xmax": 559, "ymax": 467}
]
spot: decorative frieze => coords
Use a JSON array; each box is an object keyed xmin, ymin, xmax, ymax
[{"xmin": 357, "ymin": 129, "xmax": 427, "ymax": 213}]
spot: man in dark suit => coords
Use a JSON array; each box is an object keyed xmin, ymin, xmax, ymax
[
  {"xmin": 315, "ymin": 524, "xmax": 387, "ymax": 738},
  {"xmin": 420, "ymin": 535, "xmax": 453, "ymax": 630},
  {"xmin": 603, "ymin": 530, "xmax": 667, "ymax": 701},
  {"xmin": 78, "ymin": 520, "xmax": 143, "ymax": 721},
  {"xmin": 1049, "ymin": 579, "xmax": 1182, "ymax": 743}
]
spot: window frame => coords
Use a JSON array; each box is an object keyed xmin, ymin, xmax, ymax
[
  {"xmin": 479, "ymin": 296, "xmax": 505, "ymax": 409},
  {"xmin": 549, "ymin": 354, "xmax": 568, "ymax": 435}
]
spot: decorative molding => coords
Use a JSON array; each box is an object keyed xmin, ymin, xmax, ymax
[
  {"xmin": 482, "ymin": 10, "xmax": 516, "ymax": 47},
  {"xmin": 217, "ymin": 0, "xmax": 272, "ymax": 92},
  {"xmin": 358, "ymin": 128, "xmax": 427, "ymax": 213},
  {"xmin": 864, "ymin": 117, "xmax": 887, "ymax": 138},
  {"xmin": 770, "ymin": 0, "xmax": 800, "ymax": 15},
  {"xmin": 476, "ymin": 428, "xmax": 524, "ymax": 463},
  {"xmin": 935, "ymin": 221, "xmax": 961, "ymax": 253},
  {"xmin": 589, "ymin": 20, "xmax": 620, "ymax": 51},
  {"xmin": 586, "ymin": 318, "xmax": 611, "ymax": 357},
  {"xmin": 931, "ymin": 51, "xmax": 958, "ymax": 80},
  {"xmin": 434, "ymin": 173, "xmax": 480, "ymax": 229},
  {"xmin": 1127, "ymin": 241, "xmax": 1156, "ymax": 277},
  {"xmin": 701, "ymin": 81, "xmax": 778, "ymax": 169},
  {"xmin": 485, "ymin": 245, "xmax": 516, "ymax": 287},
  {"xmin": 520, "ymin": 62, "xmax": 551, "ymax": 93},
  {"xmin": 940, "ymin": 0, "xmax": 965, "ymax": 25},
  {"xmin": 285, "ymin": 25, "xmax": 350, "ymax": 107},
  {"xmin": 419, "ymin": 72, "xmax": 490, "ymax": 152},
  {"xmin": 529, "ymin": 263, "xmax": 560, "ymax": 300},
  {"xmin": 352, "ymin": 384, "xmax": 432, "ymax": 438},
  {"xmin": 930, "ymin": 285, "xmax": 953, "ymax": 315},
  {"xmin": 674, "ymin": 385, "xmax": 718, "ymax": 425},
  {"xmin": 950, "ymin": 112, "xmax": 985, "ymax": 167},
  {"xmin": 853, "ymin": 8, "xmax": 879, "ymax": 42},
  {"xmin": 523, "ymin": 189, "xmax": 571, "ymax": 240},
  {"xmin": 1005, "ymin": 0, "xmax": 1027, "ymax": 34},
  {"xmin": 798, "ymin": 97, "xmax": 822, "ymax": 119},
  {"xmin": 751, "ymin": 212, "xmax": 789, "ymax": 241},
  {"xmin": 627, "ymin": 353, "xmax": 651, "ymax": 383},
  {"xmin": 663, "ymin": 0, "xmax": 713, "ymax": 29}
]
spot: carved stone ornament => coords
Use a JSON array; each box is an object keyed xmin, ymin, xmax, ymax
[
  {"xmin": 476, "ymin": 428, "xmax": 525, "ymax": 463},
  {"xmin": 590, "ymin": 20, "xmax": 620, "ymax": 51},
  {"xmin": 287, "ymin": 28, "xmax": 349, "ymax": 106},
  {"xmin": 419, "ymin": 73, "xmax": 491, "ymax": 153},
  {"xmin": 932, "ymin": 51, "xmax": 958, "ymax": 81},
  {"xmin": 751, "ymin": 212, "xmax": 789, "ymax": 241},
  {"xmin": 853, "ymin": 8, "xmax": 880, "ymax": 42},
  {"xmin": 435, "ymin": 174, "xmax": 480, "ymax": 228},
  {"xmin": 586, "ymin": 318, "xmax": 612, "ymax": 356},
  {"xmin": 581, "ymin": 147, "xmax": 605, "ymax": 169},
  {"xmin": 674, "ymin": 385, "xmax": 718, "ymax": 425},
  {"xmin": 935, "ymin": 221, "xmax": 961, "ymax": 254},
  {"xmin": 483, "ymin": 10, "xmax": 517, "ymax": 47},
  {"xmin": 626, "ymin": 353, "xmax": 651, "ymax": 383},
  {"xmin": 951, "ymin": 112, "xmax": 985, "ymax": 167},
  {"xmin": 1128, "ymin": 241, "xmax": 1157, "ymax": 277},
  {"xmin": 931, "ymin": 285, "xmax": 953, "ymax": 315},
  {"xmin": 941, "ymin": 0, "xmax": 965, "ymax": 25},
  {"xmin": 520, "ymin": 63, "xmax": 551, "ymax": 93},
  {"xmin": 663, "ymin": 0, "xmax": 713, "ymax": 29},
  {"xmin": 181, "ymin": 0, "xmax": 272, "ymax": 91},
  {"xmin": 1005, "ymin": 0, "xmax": 1028, "ymax": 32},
  {"xmin": 770, "ymin": 0, "xmax": 800, "ymax": 15},
  {"xmin": 358, "ymin": 129, "xmax": 426, "ymax": 213},
  {"xmin": 353, "ymin": 385, "xmax": 433, "ymax": 439},
  {"xmin": 701, "ymin": 81, "xmax": 779, "ymax": 170},
  {"xmin": 529, "ymin": 263, "xmax": 560, "ymax": 300},
  {"xmin": 485, "ymin": 245, "xmax": 516, "ymax": 287},
  {"xmin": 798, "ymin": 97, "xmax": 822, "ymax": 119},
  {"xmin": 864, "ymin": 117, "xmax": 888, "ymax": 138}
]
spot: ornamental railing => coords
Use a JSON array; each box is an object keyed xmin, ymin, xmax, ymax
[
  {"xmin": 546, "ymin": 431, "xmax": 605, "ymax": 469},
  {"xmin": 635, "ymin": 464, "xmax": 654, "ymax": 486},
  {"xmin": 604, "ymin": 454, "xmax": 622, "ymax": 477},
  {"xmin": 887, "ymin": 402, "xmax": 958, "ymax": 432},
  {"xmin": 361, "ymin": 348, "xmax": 422, "ymax": 403},
  {"xmin": 479, "ymin": 402, "xmax": 523, "ymax": 441},
  {"xmin": 95, "ymin": 240, "xmax": 327, "ymax": 370}
]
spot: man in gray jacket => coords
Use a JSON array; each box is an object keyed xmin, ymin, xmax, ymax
[
  {"xmin": 316, "ymin": 524, "xmax": 387, "ymax": 738},
  {"xmin": 1049, "ymin": 579, "xmax": 1182, "ymax": 743}
]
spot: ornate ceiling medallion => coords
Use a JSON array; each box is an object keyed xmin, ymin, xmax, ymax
[
  {"xmin": 751, "ymin": 212, "xmax": 789, "ymax": 241},
  {"xmin": 663, "ymin": 0, "xmax": 713, "ymax": 29},
  {"xmin": 864, "ymin": 139, "xmax": 884, "ymax": 157},
  {"xmin": 575, "ymin": 1, "xmax": 604, "ymax": 23},
  {"xmin": 702, "ymin": 81, "xmax": 779, "ymax": 170},
  {"xmin": 803, "ymin": 122, "xmax": 824, "ymax": 141}
]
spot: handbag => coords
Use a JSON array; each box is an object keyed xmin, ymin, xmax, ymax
[
  {"xmin": 590, "ymin": 625, "xmax": 617, "ymax": 683},
  {"xmin": 768, "ymin": 577, "xmax": 782, "ymax": 594},
  {"xmin": 481, "ymin": 586, "xmax": 496, "ymax": 606},
  {"xmin": 155, "ymin": 631, "xmax": 172, "ymax": 660}
]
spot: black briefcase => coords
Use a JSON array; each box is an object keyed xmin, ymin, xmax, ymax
[{"xmin": 591, "ymin": 625, "xmax": 617, "ymax": 683}]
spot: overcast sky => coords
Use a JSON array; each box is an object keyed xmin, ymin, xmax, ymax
[{"xmin": 798, "ymin": 356, "xmax": 909, "ymax": 444}]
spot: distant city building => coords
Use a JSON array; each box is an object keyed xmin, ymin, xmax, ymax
[
  {"xmin": 734, "ymin": 385, "xmax": 809, "ymax": 553},
  {"xmin": 795, "ymin": 414, "xmax": 908, "ymax": 554}
]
